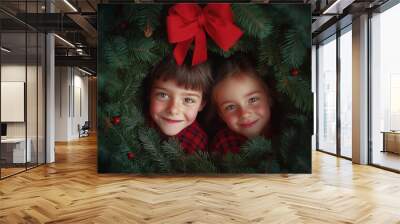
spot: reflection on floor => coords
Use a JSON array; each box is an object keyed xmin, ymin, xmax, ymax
[
  {"xmin": 372, "ymin": 150, "xmax": 400, "ymax": 171},
  {"xmin": 0, "ymin": 167, "xmax": 25, "ymax": 177},
  {"xmin": 0, "ymin": 163, "xmax": 40, "ymax": 178},
  {"xmin": 1, "ymin": 135, "xmax": 400, "ymax": 222},
  {"xmin": 340, "ymin": 147, "xmax": 352, "ymax": 159}
]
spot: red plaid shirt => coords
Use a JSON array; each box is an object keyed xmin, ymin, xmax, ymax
[
  {"xmin": 211, "ymin": 126, "xmax": 274, "ymax": 155},
  {"xmin": 148, "ymin": 118, "xmax": 208, "ymax": 154},
  {"xmin": 211, "ymin": 127, "xmax": 248, "ymax": 155},
  {"xmin": 175, "ymin": 121, "xmax": 208, "ymax": 154}
]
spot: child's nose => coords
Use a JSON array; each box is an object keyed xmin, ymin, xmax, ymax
[
  {"xmin": 239, "ymin": 107, "xmax": 251, "ymax": 118},
  {"xmin": 167, "ymin": 99, "xmax": 180, "ymax": 115}
]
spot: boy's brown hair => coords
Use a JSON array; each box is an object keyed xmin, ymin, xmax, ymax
[{"xmin": 147, "ymin": 57, "xmax": 213, "ymax": 98}]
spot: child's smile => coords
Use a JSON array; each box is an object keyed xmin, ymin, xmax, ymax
[
  {"xmin": 161, "ymin": 116, "xmax": 183, "ymax": 123},
  {"xmin": 150, "ymin": 79, "xmax": 204, "ymax": 136},
  {"xmin": 239, "ymin": 119, "xmax": 259, "ymax": 128},
  {"xmin": 213, "ymin": 73, "xmax": 271, "ymax": 138}
]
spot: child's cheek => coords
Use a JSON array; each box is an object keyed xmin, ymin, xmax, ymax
[
  {"xmin": 253, "ymin": 105, "xmax": 263, "ymax": 114},
  {"xmin": 184, "ymin": 107, "xmax": 200, "ymax": 123},
  {"xmin": 223, "ymin": 113, "xmax": 238, "ymax": 126},
  {"xmin": 253, "ymin": 103, "xmax": 269, "ymax": 116},
  {"xmin": 150, "ymin": 100, "xmax": 165, "ymax": 115}
]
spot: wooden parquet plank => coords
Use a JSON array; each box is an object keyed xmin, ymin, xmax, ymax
[{"xmin": 1, "ymin": 135, "xmax": 400, "ymax": 223}]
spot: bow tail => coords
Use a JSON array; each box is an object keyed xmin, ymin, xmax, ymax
[
  {"xmin": 206, "ymin": 24, "xmax": 243, "ymax": 52},
  {"xmin": 192, "ymin": 30, "xmax": 207, "ymax": 66},
  {"xmin": 173, "ymin": 40, "xmax": 192, "ymax": 65}
]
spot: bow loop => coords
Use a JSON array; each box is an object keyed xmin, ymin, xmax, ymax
[{"xmin": 167, "ymin": 3, "xmax": 243, "ymax": 65}]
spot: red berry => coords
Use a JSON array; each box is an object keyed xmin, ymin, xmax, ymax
[
  {"xmin": 120, "ymin": 21, "xmax": 129, "ymax": 30},
  {"xmin": 127, "ymin": 152, "xmax": 135, "ymax": 160},
  {"xmin": 111, "ymin": 116, "xmax": 121, "ymax": 125},
  {"xmin": 290, "ymin": 68, "xmax": 299, "ymax": 77}
]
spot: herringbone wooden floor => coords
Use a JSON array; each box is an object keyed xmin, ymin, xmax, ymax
[{"xmin": 1, "ymin": 135, "xmax": 400, "ymax": 224}]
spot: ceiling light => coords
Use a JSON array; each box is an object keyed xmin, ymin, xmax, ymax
[
  {"xmin": 54, "ymin": 34, "xmax": 75, "ymax": 48},
  {"xmin": 78, "ymin": 67, "xmax": 93, "ymax": 76},
  {"xmin": 63, "ymin": 0, "xmax": 78, "ymax": 12},
  {"xmin": 322, "ymin": 0, "xmax": 354, "ymax": 15},
  {"xmin": 1, "ymin": 47, "xmax": 11, "ymax": 53}
]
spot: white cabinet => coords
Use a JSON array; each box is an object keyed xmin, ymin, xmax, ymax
[
  {"xmin": 1, "ymin": 82, "xmax": 25, "ymax": 122},
  {"xmin": 1, "ymin": 138, "xmax": 32, "ymax": 163},
  {"xmin": 382, "ymin": 132, "xmax": 400, "ymax": 154}
]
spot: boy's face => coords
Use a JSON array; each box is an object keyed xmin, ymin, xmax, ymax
[
  {"xmin": 213, "ymin": 73, "xmax": 271, "ymax": 138},
  {"xmin": 150, "ymin": 79, "xmax": 205, "ymax": 136}
]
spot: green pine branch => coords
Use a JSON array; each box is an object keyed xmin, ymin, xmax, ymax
[
  {"xmin": 276, "ymin": 76, "xmax": 313, "ymax": 113},
  {"xmin": 279, "ymin": 127, "xmax": 296, "ymax": 164},
  {"xmin": 282, "ymin": 28, "xmax": 307, "ymax": 68},
  {"xmin": 138, "ymin": 127, "xmax": 172, "ymax": 173},
  {"xmin": 232, "ymin": 4, "xmax": 273, "ymax": 40},
  {"xmin": 208, "ymin": 35, "xmax": 255, "ymax": 57},
  {"xmin": 127, "ymin": 38, "xmax": 158, "ymax": 64},
  {"xmin": 257, "ymin": 35, "xmax": 280, "ymax": 68},
  {"xmin": 160, "ymin": 139, "xmax": 186, "ymax": 172},
  {"xmin": 125, "ymin": 5, "xmax": 163, "ymax": 32},
  {"xmin": 185, "ymin": 151, "xmax": 218, "ymax": 173},
  {"xmin": 104, "ymin": 36, "xmax": 129, "ymax": 70},
  {"xmin": 287, "ymin": 114, "xmax": 307, "ymax": 126},
  {"xmin": 121, "ymin": 104, "xmax": 144, "ymax": 132},
  {"xmin": 220, "ymin": 153, "xmax": 246, "ymax": 173},
  {"xmin": 240, "ymin": 136, "xmax": 272, "ymax": 161}
]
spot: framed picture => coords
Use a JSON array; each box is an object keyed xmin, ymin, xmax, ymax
[{"xmin": 98, "ymin": 3, "xmax": 312, "ymax": 174}]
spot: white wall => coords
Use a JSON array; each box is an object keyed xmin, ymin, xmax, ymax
[
  {"xmin": 1, "ymin": 63, "xmax": 46, "ymax": 164},
  {"xmin": 1, "ymin": 65, "xmax": 41, "ymax": 137},
  {"xmin": 1, "ymin": 65, "xmax": 26, "ymax": 140},
  {"xmin": 73, "ymin": 72, "xmax": 89, "ymax": 138},
  {"xmin": 55, "ymin": 67, "xmax": 69, "ymax": 141},
  {"xmin": 55, "ymin": 66, "xmax": 89, "ymax": 141}
]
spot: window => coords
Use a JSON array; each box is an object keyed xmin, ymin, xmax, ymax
[
  {"xmin": 339, "ymin": 27, "xmax": 352, "ymax": 158},
  {"xmin": 0, "ymin": 2, "xmax": 46, "ymax": 179},
  {"xmin": 370, "ymin": 2, "xmax": 400, "ymax": 171},
  {"xmin": 317, "ymin": 35, "xmax": 337, "ymax": 154}
]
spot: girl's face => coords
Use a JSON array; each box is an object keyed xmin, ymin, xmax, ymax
[{"xmin": 213, "ymin": 73, "xmax": 271, "ymax": 138}]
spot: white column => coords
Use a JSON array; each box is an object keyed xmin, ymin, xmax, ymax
[
  {"xmin": 312, "ymin": 45, "xmax": 317, "ymax": 150},
  {"xmin": 46, "ymin": 1, "xmax": 55, "ymax": 163},
  {"xmin": 352, "ymin": 14, "xmax": 369, "ymax": 164}
]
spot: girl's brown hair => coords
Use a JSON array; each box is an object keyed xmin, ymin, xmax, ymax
[{"xmin": 211, "ymin": 56, "xmax": 272, "ymax": 107}]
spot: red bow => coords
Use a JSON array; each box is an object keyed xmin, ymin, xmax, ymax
[{"xmin": 167, "ymin": 3, "xmax": 243, "ymax": 66}]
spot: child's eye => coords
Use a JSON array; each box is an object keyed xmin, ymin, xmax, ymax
[
  {"xmin": 249, "ymin": 97, "xmax": 260, "ymax": 104},
  {"xmin": 156, "ymin": 92, "xmax": 168, "ymax": 100},
  {"xmin": 224, "ymin": 105, "xmax": 236, "ymax": 111},
  {"xmin": 184, "ymin": 97, "xmax": 196, "ymax": 104}
]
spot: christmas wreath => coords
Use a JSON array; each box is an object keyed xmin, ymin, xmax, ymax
[{"xmin": 98, "ymin": 3, "xmax": 312, "ymax": 174}]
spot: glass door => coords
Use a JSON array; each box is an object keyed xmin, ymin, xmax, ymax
[
  {"xmin": 317, "ymin": 35, "xmax": 337, "ymax": 154},
  {"xmin": 370, "ymin": 3, "xmax": 400, "ymax": 171},
  {"xmin": 1, "ymin": 30, "xmax": 28, "ymax": 178},
  {"xmin": 0, "ymin": 1, "xmax": 46, "ymax": 179},
  {"xmin": 339, "ymin": 26, "xmax": 352, "ymax": 158}
]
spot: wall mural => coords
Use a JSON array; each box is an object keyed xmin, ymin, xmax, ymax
[{"xmin": 98, "ymin": 3, "xmax": 312, "ymax": 173}]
